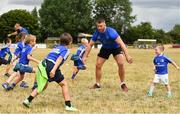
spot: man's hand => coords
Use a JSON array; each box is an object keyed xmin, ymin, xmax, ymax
[
  {"xmin": 50, "ymin": 69, "xmax": 55, "ymax": 78},
  {"xmin": 126, "ymin": 55, "xmax": 133, "ymax": 64}
]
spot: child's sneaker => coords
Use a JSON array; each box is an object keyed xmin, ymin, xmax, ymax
[
  {"xmin": 120, "ymin": 83, "xmax": 128, "ymax": 92},
  {"xmin": 2, "ymin": 83, "xmax": 12, "ymax": 91},
  {"xmin": 23, "ymin": 99, "xmax": 31, "ymax": 108},
  {"xmin": 4, "ymin": 73, "xmax": 11, "ymax": 77},
  {"xmin": 147, "ymin": 91, "xmax": 153, "ymax": 97},
  {"xmin": 167, "ymin": 92, "xmax": 172, "ymax": 98},
  {"xmin": 65, "ymin": 105, "xmax": 78, "ymax": 112},
  {"xmin": 10, "ymin": 83, "xmax": 16, "ymax": 90},
  {"xmin": 20, "ymin": 81, "xmax": 29, "ymax": 88}
]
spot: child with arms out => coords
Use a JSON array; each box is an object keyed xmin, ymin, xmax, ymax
[{"xmin": 147, "ymin": 44, "xmax": 180, "ymax": 98}]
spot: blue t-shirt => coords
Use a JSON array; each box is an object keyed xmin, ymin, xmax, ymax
[
  {"xmin": 153, "ymin": 54, "xmax": 172, "ymax": 75},
  {"xmin": 46, "ymin": 45, "xmax": 69, "ymax": 67},
  {"xmin": 19, "ymin": 27, "xmax": 29, "ymax": 34},
  {"xmin": 19, "ymin": 44, "xmax": 33, "ymax": 65},
  {"xmin": 14, "ymin": 41, "xmax": 25, "ymax": 56},
  {"xmin": 0, "ymin": 47, "xmax": 11, "ymax": 58},
  {"xmin": 76, "ymin": 45, "xmax": 86, "ymax": 58},
  {"xmin": 91, "ymin": 27, "xmax": 120, "ymax": 49}
]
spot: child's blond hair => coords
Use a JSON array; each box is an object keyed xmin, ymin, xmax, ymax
[
  {"xmin": 25, "ymin": 34, "xmax": 36, "ymax": 44},
  {"xmin": 156, "ymin": 44, "xmax": 164, "ymax": 52},
  {"xmin": 81, "ymin": 38, "xmax": 88, "ymax": 44}
]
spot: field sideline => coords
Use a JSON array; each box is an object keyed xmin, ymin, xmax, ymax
[{"xmin": 0, "ymin": 48, "xmax": 180, "ymax": 113}]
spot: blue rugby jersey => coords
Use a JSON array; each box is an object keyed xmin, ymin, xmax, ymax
[
  {"xmin": 153, "ymin": 54, "xmax": 172, "ymax": 75},
  {"xmin": 46, "ymin": 45, "xmax": 69, "ymax": 67},
  {"xmin": 0, "ymin": 46, "xmax": 11, "ymax": 58},
  {"xmin": 91, "ymin": 27, "xmax": 120, "ymax": 49},
  {"xmin": 19, "ymin": 44, "xmax": 33, "ymax": 65},
  {"xmin": 76, "ymin": 45, "xmax": 86, "ymax": 58},
  {"xmin": 14, "ymin": 41, "xmax": 25, "ymax": 56}
]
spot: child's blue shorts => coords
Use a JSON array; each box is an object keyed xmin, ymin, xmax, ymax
[{"xmin": 13, "ymin": 63, "xmax": 33, "ymax": 74}]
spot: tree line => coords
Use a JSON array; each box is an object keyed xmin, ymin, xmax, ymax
[{"xmin": 0, "ymin": 0, "xmax": 179, "ymax": 44}]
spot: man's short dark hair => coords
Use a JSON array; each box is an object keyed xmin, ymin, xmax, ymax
[
  {"xmin": 96, "ymin": 18, "xmax": 105, "ymax": 24},
  {"xmin": 60, "ymin": 33, "xmax": 72, "ymax": 45}
]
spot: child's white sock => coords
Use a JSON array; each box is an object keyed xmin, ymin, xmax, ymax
[{"xmin": 149, "ymin": 85, "xmax": 154, "ymax": 93}]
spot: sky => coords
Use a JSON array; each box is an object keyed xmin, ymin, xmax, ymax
[{"xmin": 0, "ymin": 0, "xmax": 179, "ymax": 32}]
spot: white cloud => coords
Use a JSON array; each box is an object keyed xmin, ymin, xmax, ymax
[
  {"xmin": 8, "ymin": 0, "xmax": 43, "ymax": 6},
  {"xmin": 131, "ymin": 0, "xmax": 180, "ymax": 31},
  {"xmin": 0, "ymin": 0, "xmax": 179, "ymax": 31},
  {"xmin": 0, "ymin": 0, "xmax": 41, "ymax": 15}
]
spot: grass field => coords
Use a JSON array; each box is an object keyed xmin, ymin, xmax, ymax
[{"xmin": 0, "ymin": 47, "xmax": 180, "ymax": 113}]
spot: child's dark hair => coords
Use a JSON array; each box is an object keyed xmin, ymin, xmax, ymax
[
  {"xmin": 4, "ymin": 38, "xmax": 11, "ymax": 44},
  {"xmin": 15, "ymin": 32, "xmax": 26, "ymax": 42},
  {"xmin": 60, "ymin": 33, "xmax": 72, "ymax": 45}
]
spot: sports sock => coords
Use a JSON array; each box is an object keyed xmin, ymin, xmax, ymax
[
  {"xmin": 149, "ymin": 85, "xmax": 154, "ymax": 93},
  {"xmin": 27, "ymin": 95, "xmax": 34, "ymax": 102},
  {"xmin": 65, "ymin": 101, "xmax": 71, "ymax": 107}
]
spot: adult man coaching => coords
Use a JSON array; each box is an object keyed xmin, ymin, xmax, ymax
[{"xmin": 83, "ymin": 19, "xmax": 133, "ymax": 92}]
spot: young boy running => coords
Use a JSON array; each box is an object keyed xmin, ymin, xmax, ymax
[
  {"xmin": 23, "ymin": 33, "xmax": 78, "ymax": 111},
  {"xmin": 71, "ymin": 38, "xmax": 88, "ymax": 79},
  {"xmin": 147, "ymin": 44, "xmax": 180, "ymax": 98},
  {"xmin": 2, "ymin": 34, "xmax": 39, "ymax": 91}
]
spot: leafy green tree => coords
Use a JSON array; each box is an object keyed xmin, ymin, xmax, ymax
[
  {"xmin": 0, "ymin": 9, "xmax": 39, "ymax": 42},
  {"xmin": 93, "ymin": 0, "xmax": 135, "ymax": 34},
  {"xmin": 124, "ymin": 22, "xmax": 154, "ymax": 44},
  {"xmin": 168, "ymin": 24, "xmax": 180, "ymax": 43},
  {"xmin": 39, "ymin": 0, "xmax": 93, "ymax": 42},
  {"xmin": 154, "ymin": 29, "xmax": 172, "ymax": 44}
]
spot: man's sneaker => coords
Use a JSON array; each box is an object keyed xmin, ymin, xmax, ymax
[
  {"xmin": 65, "ymin": 105, "xmax": 78, "ymax": 112},
  {"xmin": 147, "ymin": 91, "xmax": 153, "ymax": 97},
  {"xmin": 20, "ymin": 81, "xmax": 29, "ymax": 88},
  {"xmin": 4, "ymin": 73, "xmax": 11, "ymax": 77},
  {"xmin": 90, "ymin": 83, "xmax": 101, "ymax": 89},
  {"xmin": 120, "ymin": 83, "xmax": 128, "ymax": 92},
  {"xmin": 23, "ymin": 99, "xmax": 31, "ymax": 108},
  {"xmin": 2, "ymin": 83, "xmax": 12, "ymax": 91},
  {"xmin": 167, "ymin": 92, "xmax": 172, "ymax": 98}
]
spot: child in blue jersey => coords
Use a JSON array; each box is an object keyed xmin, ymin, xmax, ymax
[
  {"xmin": 71, "ymin": 38, "xmax": 88, "ymax": 79},
  {"xmin": 0, "ymin": 38, "xmax": 12, "ymax": 67},
  {"xmin": 4, "ymin": 33, "xmax": 29, "ymax": 88},
  {"xmin": 147, "ymin": 45, "xmax": 180, "ymax": 98},
  {"xmin": 22, "ymin": 33, "xmax": 78, "ymax": 112},
  {"xmin": 2, "ymin": 34, "xmax": 39, "ymax": 91},
  {"xmin": 4, "ymin": 33, "xmax": 26, "ymax": 77}
]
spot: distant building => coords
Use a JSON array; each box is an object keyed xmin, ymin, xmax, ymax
[
  {"xmin": 44, "ymin": 37, "xmax": 60, "ymax": 48},
  {"xmin": 134, "ymin": 39, "xmax": 157, "ymax": 49}
]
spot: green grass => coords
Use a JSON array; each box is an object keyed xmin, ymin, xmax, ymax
[{"xmin": 0, "ymin": 48, "xmax": 180, "ymax": 113}]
